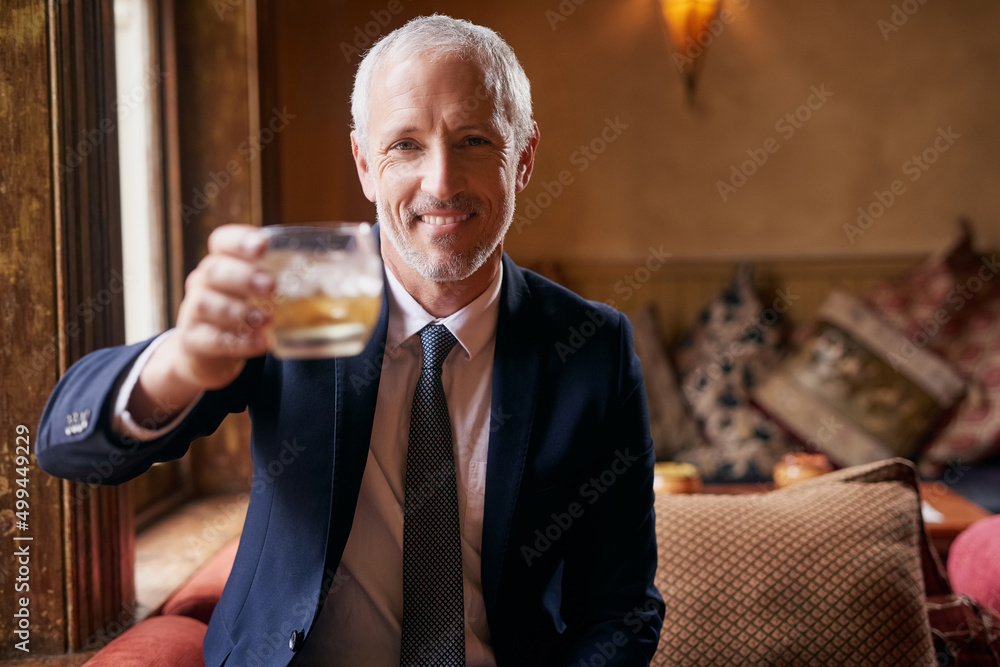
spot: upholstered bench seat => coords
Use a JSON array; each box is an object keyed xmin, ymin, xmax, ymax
[
  {"xmin": 85, "ymin": 615, "xmax": 207, "ymax": 667},
  {"xmin": 86, "ymin": 539, "xmax": 238, "ymax": 666},
  {"xmin": 161, "ymin": 538, "xmax": 240, "ymax": 624},
  {"xmin": 85, "ymin": 463, "xmax": 1000, "ymax": 665}
]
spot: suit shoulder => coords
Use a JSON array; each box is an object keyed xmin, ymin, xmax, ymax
[{"xmin": 516, "ymin": 265, "xmax": 623, "ymax": 333}]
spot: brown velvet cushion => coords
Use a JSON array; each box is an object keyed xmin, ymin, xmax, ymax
[
  {"xmin": 86, "ymin": 615, "xmax": 207, "ymax": 667},
  {"xmin": 162, "ymin": 537, "xmax": 240, "ymax": 623},
  {"xmin": 652, "ymin": 458, "xmax": 935, "ymax": 665}
]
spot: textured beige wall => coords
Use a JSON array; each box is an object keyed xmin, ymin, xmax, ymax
[{"xmin": 270, "ymin": 0, "xmax": 1000, "ymax": 262}]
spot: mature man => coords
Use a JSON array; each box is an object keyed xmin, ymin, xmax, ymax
[{"xmin": 38, "ymin": 15, "xmax": 664, "ymax": 666}]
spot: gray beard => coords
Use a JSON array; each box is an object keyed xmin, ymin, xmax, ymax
[{"xmin": 375, "ymin": 195, "xmax": 512, "ymax": 283}]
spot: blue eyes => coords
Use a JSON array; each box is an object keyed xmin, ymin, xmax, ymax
[{"xmin": 389, "ymin": 137, "xmax": 491, "ymax": 151}]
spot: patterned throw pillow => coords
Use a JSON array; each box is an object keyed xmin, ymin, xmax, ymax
[
  {"xmin": 629, "ymin": 306, "xmax": 709, "ymax": 462},
  {"xmin": 672, "ymin": 264, "xmax": 798, "ymax": 482},
  {"xmin": 864, "ymin": 222, "xmax": 1000, "ymax": 474},
  {"xmin": 652, "ymin": 458, "xmax": 935, "ymax": 666},
  {"xmin": 753, "ymin": 290, "xmax": 966, "ymax": 467}
]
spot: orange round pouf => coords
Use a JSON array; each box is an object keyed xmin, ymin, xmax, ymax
[{"xmin": 948, "ymin": 514, "xmax": 1000, "ymax": 617}]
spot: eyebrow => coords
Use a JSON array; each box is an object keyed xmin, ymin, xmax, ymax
[
  {"xmin": 386, "ymin": 122, "xmax": 492, "ymax": 134},
  {"xmin": 383, "ymin": 124, "xmax": 418, "ymax": 137},
  {"xmin": 380, "ymin": 122, "xmax": 499, "ymax": 145}
]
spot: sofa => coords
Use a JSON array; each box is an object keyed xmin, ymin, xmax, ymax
[
  {"xmin": 86, "ymin": 459, "xmax": 1000, "ymax": 665},
  {"xmin": 86, "ymin": 539, "xmax": 238, "ymax": 666},
  {"xmin": 597, "ymin": 223, "xmax": 1000, "ymax": 519},
  {"xmin": 88, "ymin": 225, "xmax": 1000, "ymax": 663},
  {"xmin": 650, "ymin": 458, "xmax": 1000, "ymax": 665}
]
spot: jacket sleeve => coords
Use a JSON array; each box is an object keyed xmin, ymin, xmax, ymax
[
  {"xmin": 561, "ymin": 312, "xmax": 666, "ymax": 665},
  {"xmin": 36, "ymin": 337, "xmax": 261, "ymax": 486}
]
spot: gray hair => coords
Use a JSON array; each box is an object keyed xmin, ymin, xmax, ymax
[{"xmin": 351, "ymin": 15, "xmax": 534, "ymax": 159}]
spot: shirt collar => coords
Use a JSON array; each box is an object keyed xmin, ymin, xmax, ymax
[{"xmin": 384, "ymin": 261, "xmax": 503, "ymax": 362}]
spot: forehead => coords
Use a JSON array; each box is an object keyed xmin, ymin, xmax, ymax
[{"xmin": 368, "ymin": 53, "xmax": 498, "ymax": 136}]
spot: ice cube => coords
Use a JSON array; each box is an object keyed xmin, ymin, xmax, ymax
[
  {"xmin": 278, "ymin": 254, "xmax": 321, "ymax": 298},
  {"xmin": 357, "ymin": 275, "xmax": 383, "ymax": 297}
]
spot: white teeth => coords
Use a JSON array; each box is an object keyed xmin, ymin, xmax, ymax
[{"xmin": 422, "ymin": 214, "xmax": 471, "ymax": 226}]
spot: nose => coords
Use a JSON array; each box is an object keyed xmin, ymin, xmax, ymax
[{"xmin": 420, "ymin": 145, "xmax": 466, "ymax": 202}]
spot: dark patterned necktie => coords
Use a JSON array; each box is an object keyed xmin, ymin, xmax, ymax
[{"xmin": 400, "ymin": 324, "xmax": 465, "ymax": 666}]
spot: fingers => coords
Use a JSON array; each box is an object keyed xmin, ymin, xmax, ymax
[
  {"xmin": 177, "ymin": 320, "xmax": 269, "ymax": 363},
  {"xmin": 187, "ymin": 288, "xmax": 270, "ymax": 333},
  {"xmin": 207, "ymin": 223, "xmax": 268, "ymax": 260},
  {"xmin": 179, "ymin": 261, "xmax": 272, "ymax": 344},
  {"xmin": 162, "ymin": 322, "xmax": 267, "ymax": 392},
  {"xmin": 170, "ymin": 298, "xmax": 270, "ymax": 391},
  {"xmin": 173, "ymin": 225, "xmax": 277, "ymax": 375},
  {"xmin": 186, "ymin": 254, "xmax": 274, "ymax": 300}
]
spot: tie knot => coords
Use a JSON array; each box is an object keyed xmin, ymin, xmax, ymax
[{"xmin": 418, "ymin": 324, "xmax": 458, "ymax": 371}]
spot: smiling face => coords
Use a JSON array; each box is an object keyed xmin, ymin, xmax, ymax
[{"xmin": 352, "ymin": 53, "xmax": 537, "ymax": 295}]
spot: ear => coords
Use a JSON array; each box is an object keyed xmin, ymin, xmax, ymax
[
  {"xmin": 351, "ymin": 132, "xmax": 377, "ymax": 203},
  {"xmin": 514, "ymin": 123, "xmax": 540, "ymax": 194}
]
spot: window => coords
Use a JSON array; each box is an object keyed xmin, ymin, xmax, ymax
[
  {"xmin": 113, "ymin": 0, "xmax": 192, "ymax": 524},
  {"xmin": 114, "ymin": 0, "xmax": 167, "ymax": 344}
]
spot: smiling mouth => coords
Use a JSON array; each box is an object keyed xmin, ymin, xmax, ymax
[{"xmin": 418, "ymin": 213, "xmax": 474, "ymax": 226}]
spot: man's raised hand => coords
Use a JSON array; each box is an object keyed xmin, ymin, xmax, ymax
[{"xmin": 127, "ymin": 224, "xmax": 275, "ymax": 424}]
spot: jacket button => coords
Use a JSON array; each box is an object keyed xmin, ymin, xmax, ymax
[{"xmin": 289, "ymin": 630, "xmax": 303, "ymax": 652}]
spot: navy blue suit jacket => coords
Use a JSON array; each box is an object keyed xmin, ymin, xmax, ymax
[{"xmin": 37, "ymin": 254, "xmax": 664, "ymax": 666}]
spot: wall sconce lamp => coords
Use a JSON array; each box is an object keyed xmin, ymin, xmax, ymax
[{"xmin": 659, "ymin": 0, "xmax": 722, "ymax": 105}]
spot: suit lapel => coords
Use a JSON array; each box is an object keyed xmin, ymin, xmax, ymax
[
  {"xmin": 482, "ymin": 255, "xmax": 539, "ymax": 623},
  {"xmin": 325, "ymin": 247, "xmax": 390, "ymax": 566}
]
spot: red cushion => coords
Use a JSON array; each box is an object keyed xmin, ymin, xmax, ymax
[
  {"xmin": 87, "ymin": 615, "xmax": 206, "ymax": 666},
  {"xmin": 948, "ymin": 514, "xmax": 1000, "ymax": 617},
  {"xmin": 864, "ymin": 223, "xmax": 1000, "ymax": 473},
  {"xmin": 162, "ymin": 538, "xmax": 240, "ymax": 623}
]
